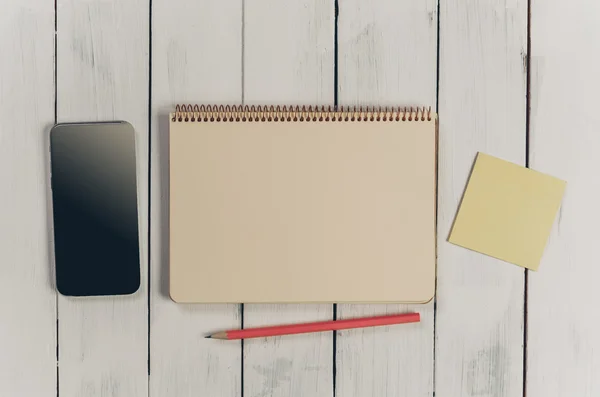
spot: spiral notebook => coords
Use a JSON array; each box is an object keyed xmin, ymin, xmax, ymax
[{"xmin": 169, "ymin": 105, "xmax": 438, "ymax": 303}]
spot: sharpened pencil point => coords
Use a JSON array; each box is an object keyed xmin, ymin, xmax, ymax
[
  {"xmin": 205, "ymin": 335, "xmax": 212, "ymax": 339},
  {"xmin": 210, "ymin": 331, "xmax": 229, "ymax": 340}
]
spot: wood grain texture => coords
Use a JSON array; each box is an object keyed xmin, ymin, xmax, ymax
[
  {"xmin": 150, "ymin": 1, "xmax": 242, "ymax": 396},
  {"xmin": 243, "ymin": 2, "xmax": 334, "ymax": 396},
  {"xmin": 436, "ymin": 0, "xmax": 527, "ymax": 396},
  {"xmin": 527, "ymin": 1, "xmax": 600, "ymax": 396},
  {"xmin": 56, "ymin": 0, "xmax": 149, "ymax": 396},
  {"xmin": 0, "ymin": 1, "xmax": 56, "ymax": 396},
  {"xmin": 336, "ymin": 1, "xmax": 437, "ymax": 396}
]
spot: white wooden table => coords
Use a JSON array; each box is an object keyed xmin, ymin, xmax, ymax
[{"xmin": 1, "ymin": 0, "xmax": 596, "ymax": 396}]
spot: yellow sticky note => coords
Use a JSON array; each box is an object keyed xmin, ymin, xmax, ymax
[{"xmin": 449, "ymin": 153, "xmax": 566, "ymax": 270}]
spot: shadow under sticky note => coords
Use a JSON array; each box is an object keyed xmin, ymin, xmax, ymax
[{"xmin": 449, "ymin": 152, "xmax": 566, "ymax": 271}]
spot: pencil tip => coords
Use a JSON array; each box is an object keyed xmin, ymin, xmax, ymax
[{"xmin": 205, "ymin": 335, "xmax": 212, "ymax": 339}]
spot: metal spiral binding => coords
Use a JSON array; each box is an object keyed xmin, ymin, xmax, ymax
[{"xmin": 172, "ymin": 104, "xmax": 433, "ymax": 122}]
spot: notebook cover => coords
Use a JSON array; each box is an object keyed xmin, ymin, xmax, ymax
[{"xmin": 169, "ymin": 112, "xmax": 437, "ymax": 303}]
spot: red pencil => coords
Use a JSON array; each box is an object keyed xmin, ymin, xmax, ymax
[{"xmin": 206, "ymin": 313, "xmax": 420, "ymax": 340}]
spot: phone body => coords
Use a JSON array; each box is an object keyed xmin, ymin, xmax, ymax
[{"xmin": 50, "ymin": 121, "xmax": 140, "ymax": 296}]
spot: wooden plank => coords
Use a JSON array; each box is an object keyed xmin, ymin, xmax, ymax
[
  {"xmin": 242, "ymin": 2, "xmax": 335, "ymax": 396},
  {"xmin": 435, "ymin": 0, "xmax": 527, "ymax": 396},
  {"xmin": 149, "ymin": 1, "xmax": 242, "ymax": 396},
  {"xmin": 0, "ymin": 1, "xmax": 56, "ymax": 396},
  {"xmin": 336, "ymin": 1, "xmax": 437, "ymax": 396},
  {"xmin": 56, "ymin": 0, "xmax": 149, "ymax": 395},
  {"xmin": 527, "ymin": 1, "xmax": 600, "ymax": 396}
]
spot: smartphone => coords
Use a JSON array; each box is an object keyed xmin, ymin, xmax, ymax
[{"xmin": 50, "ymin": 121, "xmax": 140, "ymax": 296}]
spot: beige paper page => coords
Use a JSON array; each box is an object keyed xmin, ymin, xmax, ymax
[{"xmin": 169, "ymin": 118, "xmax": 437, "ymax": 303}]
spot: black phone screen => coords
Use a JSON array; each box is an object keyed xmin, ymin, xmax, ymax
[{"xmin": 50, "ymin": 122, "xmax": 140, "ymax": 296}]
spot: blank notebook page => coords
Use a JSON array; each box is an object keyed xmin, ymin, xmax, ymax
[{"xmin": 169, "ymin": 110, "xmax": 437, "ymax": 303}]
